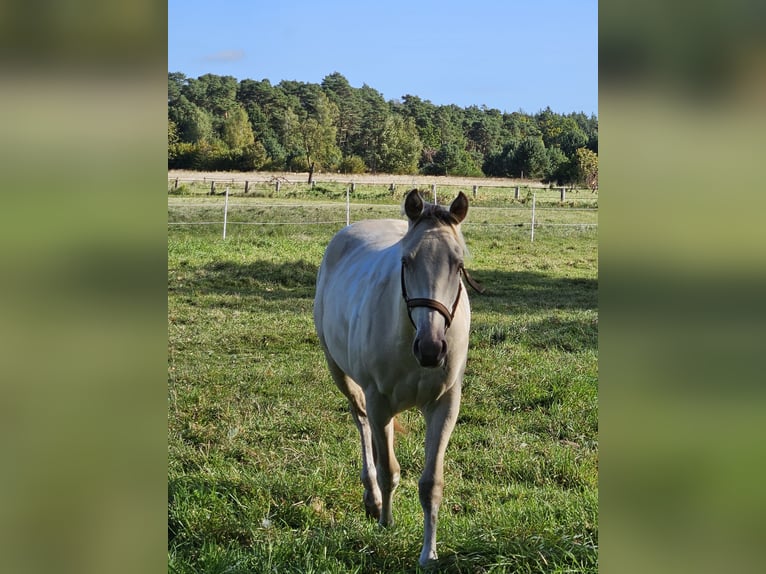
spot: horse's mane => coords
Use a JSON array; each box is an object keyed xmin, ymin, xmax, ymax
[
  {"xmin": 420, "ymin": 203, "xmax": 462, "ymax": 226},
  {"xmin": 403, "ymin": 201, "xmax": 461, "ymax": 228}
]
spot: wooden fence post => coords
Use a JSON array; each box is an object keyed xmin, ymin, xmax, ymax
[
  {"xmin": 431, "ymin": 184, "xmax": 437, "ymax": 204},
  {"xmin": 210, "ymin": 181, "xmax": 216, "ymax": 195},
  {"xmin": 244, "ymin": 180, "xmax": 249, "ymax": 194},
  {"xmin": 351, "ymin": 182, "xmax": 356, "ymax": 193},
  {"xmin": 174, "ymin": 177, "xmax": 178, "ymax": 190},
  {"xmin": 514, "ymin": 186, "xmax": 520, "ymax": 200},
  {"xmin": 472, "ymin": 185, "xmax": 478, "ymax": 198},
  {"xmin": 275, "ymin": 180, "xmax": 281, "ymax": 193},
  {"xmin": 560, "ymin": 187, "xmax": 566, "ymax": 201}
]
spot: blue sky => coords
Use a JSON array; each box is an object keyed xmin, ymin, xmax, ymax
[{"xmin": 168, "ymin": 0, "xmax": 597, "ymax": 116}]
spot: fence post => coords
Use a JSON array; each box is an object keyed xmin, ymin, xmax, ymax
[
  {"xmin": 514, "ymin": 186, "xmax": 520, "ymax": 200},
  {"xmin": 351, "ymin": 182, "xmax": 356, "ymax": 193},
  {"xmin": 275, "ymin": 180, "xmax": 281, "ymax": 193},
  {"xmin": 346, "ymin": 186, "xmax": 350, "ymax": 226},
  {"xmin": 244, "ymin": 180, "xmax": 249, "ymax": 194},
  {"xmin": 210, "ymin": 180, "xmax": 216, "ymax": 195},
  {"xmin": 530, "ymin": 192, "xmax": 536, "ymax": 242},
  {"xmin": 223, "ymin": 187, "xmax": 229, "ymax": 239},
  {"xmin": 432, "ymin": 184, "xmax": 437, "ymax": 204},
  {"xmin": 174, "ymin": 177, "xmax": 178, "ymax": 190},
  {"xmin": 560, "ymin": 187, "xmax": 566, "ymax": 201},
  {"xmin": 472, "ymin": 185, "xmax": 478, "ymax": 198}
]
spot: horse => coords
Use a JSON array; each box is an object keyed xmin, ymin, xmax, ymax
[{"xmin": 314, "ymin": 189, "xmax": 476, "ymax": 566}]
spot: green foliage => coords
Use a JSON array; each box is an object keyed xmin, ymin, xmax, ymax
[
  {"xmin": 423, "ymin": 141, "xmax": 483, "ymax": 177},
  {"xmin": 287, "ymin": 153, "xmax": 310, "ymax": 172},
  {"xmin": 280, "ymin": 88, "xmax": 341, "ymax": 173},
  {"xmin": 513, "ymin": 137, "xmax": 549, "ymax": 179},
  {"xmin": 322, "ymin": 72, "xmax": 364, "ymax": 157},
  {"xmin": 544, "ymin": 146, "xmax": 570, "ymax": 183},
  {"xmin": 167, "ymin": 120, "xmax": 183, "ymax": 166},
  {"xmin": 338, "ymin": 155, "xmax": 367, "ymax": 174},
  {"xmin": 169, "ymin": 96, "xmax": 214, "ymax": 144},
  {"xmin": 167, "ymin": 72, "xmax": 597, "ymax": 177},
  {"xmin": 378, "ymin": 116, "xmax": 422, "ymax": 174},
  {"xmin": 483, "ymin": 140, "xmax": 515, "ymax": 177},
  {"xmin": 237, "ymin": 141, "xmax": 269, "ymax": 171},
  {"xmin": 191, "ymin": 140, "xmax": 232, "ymax": 171},
  {"xmin": 221, "ymin": 105, "xmax": 255, "ymax": 151},
  {"xmin": 168, "ymin": 141, "xmax": 199, "ymax": 169},
  {"xmin": 465, "ymin": 106, "xmax": 504, "ymax": 156},
  {"xmin": 168, "ymin": 119, "xmax": 179, "ymax": 147},
  {"xmin": 574, "ymin": 147, "xmax": 599, "ymax": 190},
  {"xmin": 399, "ymin": 94, "xmax": 440, "ymax": 150},
  {"xmin": 185, "ymin": 74, "xmax": 239, "ymax": 120},
  {"xmin": 168, "ymin": 139, "xmax": 268, "ymax": 171}
]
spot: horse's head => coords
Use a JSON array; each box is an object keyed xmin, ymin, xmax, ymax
[{"xmin": 400, "ymin": 189, "xmax": 469, "ymax": 368}]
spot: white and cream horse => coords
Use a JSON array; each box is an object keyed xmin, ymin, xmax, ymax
[{"xmin": 314, "ymin": 189, "xmax": 478, "ymax": 566}]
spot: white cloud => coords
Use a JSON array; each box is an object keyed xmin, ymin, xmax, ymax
[{"xmin": 203, "ymin": 49, "xmax": 245, "ymax": 62}]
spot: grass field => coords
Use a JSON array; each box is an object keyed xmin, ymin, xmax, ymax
[{"xmin": 168, "ymin": 184, "xmax": 598, "ymax": 573}]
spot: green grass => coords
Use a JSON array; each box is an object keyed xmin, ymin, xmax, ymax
[{"xmin": 168, "ymin": 192, "xmax": 598, "ymax": 573}]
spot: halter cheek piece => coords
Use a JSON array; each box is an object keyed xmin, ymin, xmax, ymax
[{"xmin": 400, "ymin": 262, "xmax": 462, "ymax": 329}]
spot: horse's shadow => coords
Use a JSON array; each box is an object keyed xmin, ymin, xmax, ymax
[
  {"xmin": 169, "ymin": 262, "xmax": 597, "ymax": 314},
  {"xmin": 169, "ymin": 259, "xmax": 319, "ymax": 302},
  {"xmin": 467, "ymin": 269, "xmax": 597, "ymax": 312}
]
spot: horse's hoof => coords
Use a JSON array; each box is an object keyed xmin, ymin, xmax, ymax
[
  {"xmin": 364, "ymin": 492, "xmax": 381, "ymax": 520},
  {"xmin": 419, "ymin": 550, "xmax": 439, "ymax": 568},
  {"xmin": 365, "ymin": 504, "xmax": 381, "ymax": 520}
]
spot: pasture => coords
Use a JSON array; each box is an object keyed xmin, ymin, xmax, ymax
[{"xmin": 168, "ymin": 183, "xmax": 598, "ymax": 573}]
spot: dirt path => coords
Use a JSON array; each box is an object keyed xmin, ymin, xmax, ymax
[{"xmin": 168, "ymin": 170, "xmax": 542, "ymax": 189}]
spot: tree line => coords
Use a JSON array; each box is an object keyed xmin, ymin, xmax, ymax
[{"xmin": 168, "ymin": 71, "xmax": 598, "ymax": 186}]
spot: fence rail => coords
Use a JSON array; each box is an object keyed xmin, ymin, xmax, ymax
[
  {"xmin": 167, "ymin": 172, "xmax": 597, "ymax": 190},
  {"xmin": 168, "ymin": 185, "xmax": 597, "ymax": 243},
  {"xmin": 167, "ymin": 174, "xmax": 599, "ymax": 205}
]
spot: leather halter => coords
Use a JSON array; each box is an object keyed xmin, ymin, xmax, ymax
[{"xmin": 400, "ymin": 262, "xmax": 462, "ymax": 329}]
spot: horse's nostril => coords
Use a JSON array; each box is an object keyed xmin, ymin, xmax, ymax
[{"xmin": 413, "ymin": 337, "xmax": 447, "ymax": 368}]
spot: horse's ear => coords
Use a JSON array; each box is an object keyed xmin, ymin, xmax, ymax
[
  {"xmin": 404, "ymin": 189, "xmax": 424, "ymax": 221},
  {"xmin": 449, "ymin": 191, "xmax": 469, "ymax": 223}
]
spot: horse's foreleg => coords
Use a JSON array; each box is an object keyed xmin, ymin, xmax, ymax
[
  {"xmin": 368, "ymin": 399, "xmax": 400, "ymax": 527},
  {"xmin": 349, "ymin": 393, "xmax": 383, "ymax": 520},
  {"xmin": 419, "ymin": 385, "xmax": 461, "ymax": 566},
  {"xmin": 324, "ymin": 356, "xmax": 382, "ymax": 519}
]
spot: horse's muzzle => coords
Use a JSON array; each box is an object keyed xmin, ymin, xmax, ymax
[{"xmin": 413, "ymin": 336, "xmax": 448, "ymax": 368}]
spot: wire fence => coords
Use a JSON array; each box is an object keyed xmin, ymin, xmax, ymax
[
  {"xmin": 167, "ymin": 175, "xmax": 599, "ymax": 207},
  {"xmin": 168, "ymin": 185, "xmax": 597, "ymax": 243}
]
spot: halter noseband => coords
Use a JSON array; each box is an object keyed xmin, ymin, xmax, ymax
[{"xmin": 400, "ymin": 262, "xmax": 462, "ymax": 329}]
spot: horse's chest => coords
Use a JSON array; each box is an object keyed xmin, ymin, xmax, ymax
[{"xmin": 370, "ymin": 363, "xmax": 457, "ymax": 411}]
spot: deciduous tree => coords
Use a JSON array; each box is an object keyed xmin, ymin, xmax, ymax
[
  {"xmin": 378, "ymin": 116, "xmax": 422, "ymax": 174},
  {"xmin": 222, "ymin": 105, "xmax": 255, "ymax": 151},
  {"xmin": 574, "ymin": 147, "xmax": 598, "ymax": 190}
]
